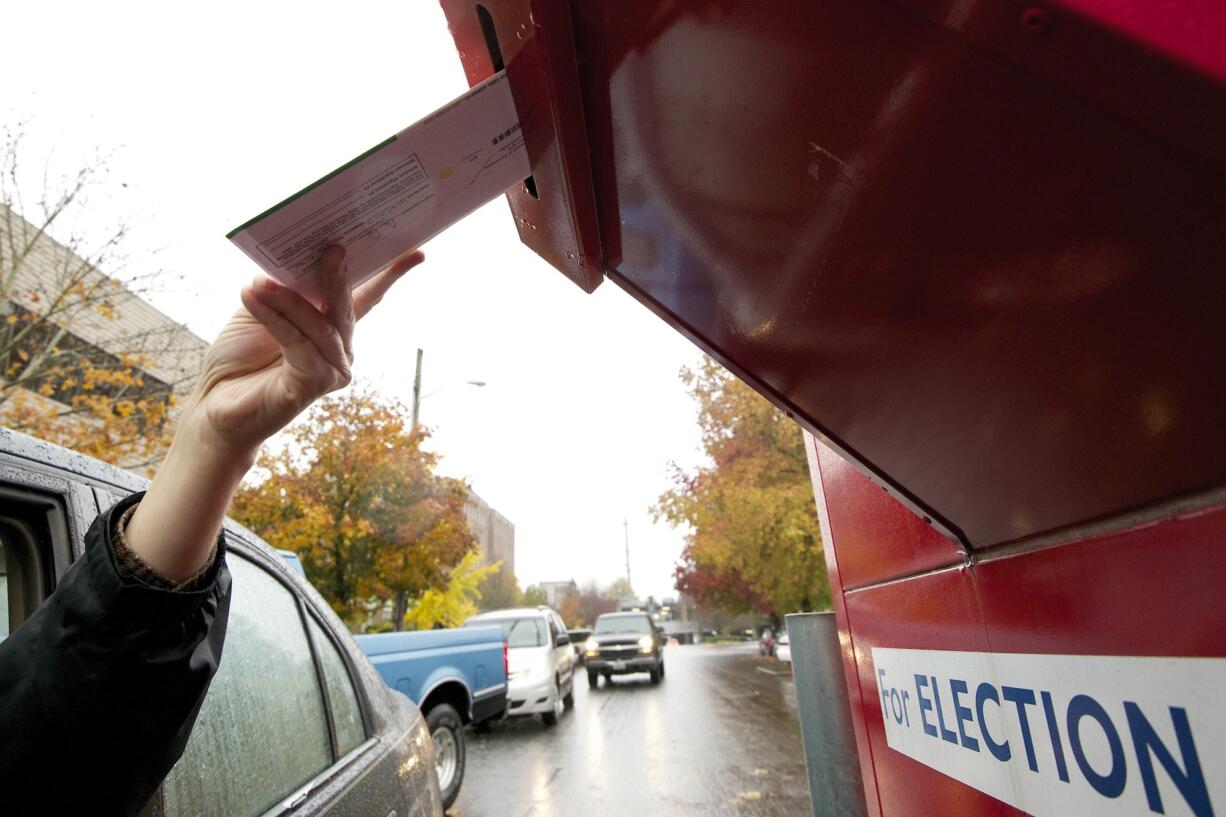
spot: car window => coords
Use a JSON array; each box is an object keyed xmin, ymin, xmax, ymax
[
  {"xmin": 0, "ymin": 486, "xmax": 65, "ymax": 641},
  {"xmin": 307, "ymin": 615, "xmax": 366, "ymax": 756},
  {"xmin": 164, "ymin": 555, "xmax": 333, "ymax": 817},
  {"xmin": 466, "ymin": 616, "xmax": 546, "ymax": 648},
  {"xmin": 594, "ymin": 615, "xmax": 653, "ymax": 635},
  {"xmin": 0, "ymin": 541, "xmax": 10, "ymax": 639}
]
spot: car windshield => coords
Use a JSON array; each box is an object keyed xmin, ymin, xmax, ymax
[
  {"xmin": 466, "ymin": 616, "xmax": 546, "ymax": 648},
  {"xmin": 594, "ymin": 615, "xmax": 653, "ymax": 635}
]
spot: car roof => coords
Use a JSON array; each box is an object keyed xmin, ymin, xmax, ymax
[
  {"xmin": 597, "ymin": 611, "xmax": 650, "ymax": 619},
  {"xmin": 0, "ymin": 427, "xmax": 360, "ymax": 648},
  {"xmin": 0, "ymin": 427, "xmax": 290, "ymax": 575},
  {"xmin": 0, "ymin": 427, "xmax": 147, "ymax": 495},
  {"xmin": 468, "ymin": 606, "xmax": 554, "ymax": 620}
]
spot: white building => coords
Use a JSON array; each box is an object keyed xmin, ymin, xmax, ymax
[
  {"xmin": 539, "ymin": 580, "xmax": 578, "ymax": 608},
  {"xmin": 0, "ymin": 204, "xmax": 209, "ymax": 470},
  {"xmin": 464, "ymin": 488, "xmax": 515, "ymax": 578}
]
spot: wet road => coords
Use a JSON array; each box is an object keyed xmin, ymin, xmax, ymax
[{"xmin": 451, "ymin": 643, "xmax": 811, "ymax": 817}]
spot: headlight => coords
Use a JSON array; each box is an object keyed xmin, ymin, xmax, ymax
[
  {"xmin": 638, "ymin": 635, "xmax": 654, "ymax": 653},
  {"xmin": 585, "ymin": 638, "xmax": 599, "ymax": 655}
]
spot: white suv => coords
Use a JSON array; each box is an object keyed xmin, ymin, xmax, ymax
[{"xmin": 464, "ymin": 606, "xmax": 576, "ymax": 726}]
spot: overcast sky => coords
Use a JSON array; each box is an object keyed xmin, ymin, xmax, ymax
[{"xmin": 5, "ymin": 1, "xmax": 705, "ymax": 601}]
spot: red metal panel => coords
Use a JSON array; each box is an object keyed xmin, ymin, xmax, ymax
[
  {"xmin": 974, "ymin": 503, "xmax": 1226, "ymax": 658},
  {"xmin": 574, "ymin": 0, "xmax": 1226, "ymax": 548},
  {"xmin": 833, "ymin": 504, "xmax": 1226, "ymax": 816},
  {"xmin": 891, "ymin": 0, "xmax": 1226, "ymax": 172},
  {"xmin": 1043, "ymin": 0, "xmax": 1226, "ymax": 84},
  {"xmin": 815, "ymin": 439, "xmax": 963, "ymax": 589},
  {"xmin": 435, "ymin": 4, "xmax": 1226, "ymax": 812},
  {"xmin": 844, "ymin": 567, "xmax": 1025, "ymax": 816},
  {"xmin": 446, "ymin": 0, "xmax": 1226, "ymax": 550},
  {"xmin": 814, "ymin": 429, "xmax": 1226, "ymax": 815},
  {"xmin": 439, "ymin": 0, "xmax": 603, "ymax": 292},
  {"xmin": 807, "ymin": 433, "xmax": 884, "ymax": 817}
]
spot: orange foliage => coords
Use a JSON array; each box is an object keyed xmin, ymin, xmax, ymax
[
  {"xmin": 557, "ymin": 591, "xmax": 582, "ymax": 627},
  {"xmin": 231, "ymin": 390, "xmax": 476, "ymax": 628},
  {"xmin": 1, "ymin": 354, "xmax": 178, "ymax": 473},
  {"xmin": 1, "ymin": 207, "xmax": 184, "ymax": 472},
  {"xmin": 654, "ymin": 358, "xmax": 830, "ymax": 618}
]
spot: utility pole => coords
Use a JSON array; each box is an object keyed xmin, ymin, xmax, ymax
[
  {"xmin": 396, "ymin": 348, "xmax": 425, "ymax": 631},
  {"xmin": 411, "ymin": 347, "xmax": 423, "ymax": 432},
  {"xmin": 624, "ymin": 517, "xmax": 631, "ymax": 586}
]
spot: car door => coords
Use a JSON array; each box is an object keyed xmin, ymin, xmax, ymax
[
  {"xmin": 0, "ymin": 444, "xmax": 437, "ymax": 817},
  {"xmin": 0, "ymin": 455, "xmax": 89, "ymax": 645},
  {"xmin": 152, "ymin": 542, "xmax": 431, "ymax": 817},
  {"xmin": 549, "ymin": 612, "xmax": 574, "ymax": 688}
]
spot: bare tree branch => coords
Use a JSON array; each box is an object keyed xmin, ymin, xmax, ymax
[{"xmin": 0, "ymin": 128, "xmax": 207, "ymax": 474}]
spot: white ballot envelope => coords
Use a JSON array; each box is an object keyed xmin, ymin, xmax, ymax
[{"xmin": 228, "ymin": 69, "xmax": 529, "ymax": 301}]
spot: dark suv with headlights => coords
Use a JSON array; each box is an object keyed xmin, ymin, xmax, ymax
[{"xmin": 584, "ymin": 612, "xmax": 665, "ymax": 687}]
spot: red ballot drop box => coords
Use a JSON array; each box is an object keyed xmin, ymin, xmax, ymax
[{"xmin": 440, "ymin": 2, "xmax": 1226, "ymax": 814}]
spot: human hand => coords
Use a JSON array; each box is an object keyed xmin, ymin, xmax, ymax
[
  {"xmin": 187, "ymin": 245, "xmax": 424, "ymax": 459},
  {"xmin": 123, "ymin": 245, "xmax": 422, "ymax": 582}
]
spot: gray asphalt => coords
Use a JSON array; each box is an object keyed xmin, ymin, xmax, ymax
[{"xmin": 451, "ymin": 642, "xmax": 812, "ymax": 817}]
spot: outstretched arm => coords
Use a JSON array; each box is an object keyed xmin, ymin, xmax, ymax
[
  {"xmin": 126, "ymin": 245, "xmax": 424, "ymax": 581},
  {"xmin": 0, "ymin": 245, "xmax": 423, "ymax": 817}
]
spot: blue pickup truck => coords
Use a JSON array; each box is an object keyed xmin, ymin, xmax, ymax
[{"xmin": 354, "ymin": 627, "xmax": 507, "ymax": 809}]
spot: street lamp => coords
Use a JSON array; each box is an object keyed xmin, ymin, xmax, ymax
[
  {"xmin": 410, "ymin": 347, "xmax": 485, "ymax": 431},
  {"xmin": 420, "ymin": 381, "xmax": 487, "ymax": 401}
]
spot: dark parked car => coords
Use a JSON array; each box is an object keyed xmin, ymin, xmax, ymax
[
  {"xmin": 0, "ymin": 429, "xmax": 442, "ymax": 817},
  {"xmin": 583, "ymin": 612, "xmax": 665, "ymax": 687},
  {"xmin": 567, "ymin": 628, "xmax": 592, "ymax": 665}
]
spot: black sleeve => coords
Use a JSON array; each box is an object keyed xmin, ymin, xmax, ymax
[{"xmin": 0, "ymin": 492, "xmax": 232, "ymax": 817}]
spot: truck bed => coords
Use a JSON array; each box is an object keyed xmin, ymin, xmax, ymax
[{"xmin": 356, "ymin": 626, "xmax": 508, "ymax": 725}]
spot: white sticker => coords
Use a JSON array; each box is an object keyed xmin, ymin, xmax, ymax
[{"xmin": 870, "ymin": 648, "xmax": 1224, "ymax": 817}]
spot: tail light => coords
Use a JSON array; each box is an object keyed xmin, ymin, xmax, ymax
[{"xmin": 503, "ymin": 641, "xmax": 509, "ymax": 679}]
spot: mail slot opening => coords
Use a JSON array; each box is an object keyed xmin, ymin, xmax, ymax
[{"xmin": 477, "ymin": 3, "xmax": 538, "ymax": 200}]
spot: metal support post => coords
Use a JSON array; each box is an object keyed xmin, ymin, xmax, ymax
[{"xmin": 786, "ymin": 612, "xmax": 870, "ymax": 817}]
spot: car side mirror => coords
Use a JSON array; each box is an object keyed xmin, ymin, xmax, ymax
[{"xmin": 555, "ymin": 633, "xmax": 570, "ymax": 647}]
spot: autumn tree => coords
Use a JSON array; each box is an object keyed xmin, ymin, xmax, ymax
[
  {"xmin": 522, "ymin": 584, "xmax": 547, "ymax": 606},
  {"xmin": 232, "ymin": 390, "xmax": 476, "ymax": 628},
  {"xmin": 375, "ymin": 469, "xmax": 476, "ymax": 628},
  {"xmin": 477, "ymin": 567, "xmax": 523, "ymax": 611},
  {"xmin": 0, "ymin": 128, "xmax": 201, "ymax": 471},
  {"xmin": 606, "ymin": 577, "xmax": 636, "ymax": 602},
  {"xmin": 574, "ymin": 581, "xmax": 618, "ymax": 626},
  {"xmin": 557, "ymin": 590, "xmax": 582, "ymax": 627},
  {"xmin": 404, "ymin": 552, "xmax": 500, "ymax": 630},
  {"xmin": 654, "ymin": 357, "xmax": 830, "ymax": 621}
]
